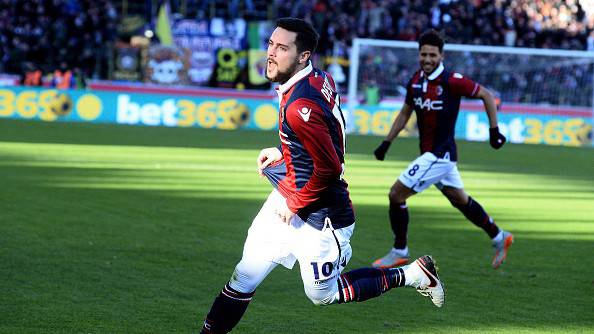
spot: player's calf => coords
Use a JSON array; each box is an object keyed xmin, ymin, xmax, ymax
[
  {"xmin": 337, "ymin": 267, "xmax": 406, "ymax": 303},
  {"xmin": 201, "ymin": 283, "xmax": 254, "ymax": 334},
  {"xmin": 336, "ymin": 259, "xmax": 445, "ymax": 307},
  {"xmin": 452, "ymin": 196, "xmax": 499, "ymax": 238}
]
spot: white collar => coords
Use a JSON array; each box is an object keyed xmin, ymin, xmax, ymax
[
  {"xmin": 276, "ymin": 61, "xmax": 313, "ymax": 95},
  {"xmin": 421, "ymin": 62, "xmax": 444, "ymax": 81}
]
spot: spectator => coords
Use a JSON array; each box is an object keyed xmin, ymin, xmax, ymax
[
  {"xmin": 51, "ymin": 61, "xmax": 75, "ymax": 89},
  {"xmin": 2, "ymin": 0, "xmax": 592, "ymax": 104},
  {"xmin": 0, "ymin": 0, "xmax": 117, "ymax": 80},
  {"xmin": 364, "ymin": 79, "xmax": 381, "ymax": 106},
  {"xmin": 21, "ymin": 61, "xmax": 42, "ymax": 86}
]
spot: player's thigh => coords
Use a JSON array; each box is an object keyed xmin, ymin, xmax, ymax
[
  {"xmin": 294, "ymin": 223, "xmax": 354, "ymax": 305},
  {"xmin": 435, "ymin": 164, "xmax": 464, "ymax": 190},
  {"xmin": 243, "ymin": 189, "xmax": 293, "ymax": 262},
  {"xmin": 389, "ymin": 179, "xmax": 417, "ymax": 202},
  {"xmin": 398, "ymin": 152, "xmax": 455, "ymax": 193},
  {"xmin": 233, "ymin": 190, "xmax": 292, "ymax": 292},
  {"xmin": 439, "ymin": 185, "xmax": 469, "ymax": 206}
]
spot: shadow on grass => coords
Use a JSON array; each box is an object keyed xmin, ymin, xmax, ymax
[
  {"xmin": 1, "ymin": 158, "xmax": 593, "ymax": 333},
  {"xmin": 1, "ymin": 119, "xmax": 593, "ymax": 183}
]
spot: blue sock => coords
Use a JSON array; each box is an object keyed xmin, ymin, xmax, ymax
[
  {"xmin": 454, "ymin": 197, "xmax": 500, "ymax": 238},
  {"xmin": 337, "ymin": 267, "xmax": 405, "ymax": 303},
  {"xmin": 201, "ymin": 283, "xmax": 254, "ymax": 334}
]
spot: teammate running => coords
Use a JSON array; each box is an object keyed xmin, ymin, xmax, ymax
[{"xmin": 372, "ymin": 29, "xmax": 513, "ymax": 270}]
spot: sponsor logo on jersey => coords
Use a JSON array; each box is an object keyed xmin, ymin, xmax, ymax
[
  {"xmin": 298, "ymin": 107, "xmax": 312, "ymax": 122},
  {"xmin": 413, "ymin": 97, "xmax": 443, "ymax": 111},
  {"xmin": 321, "ymin": 76, "xmax": 335, "ymax": 103}
]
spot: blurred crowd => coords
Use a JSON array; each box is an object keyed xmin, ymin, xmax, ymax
[
  {"xmin": 274, "ymin": 0, "xmax": 594, "ymax": 54},
  {"xmin": 0, "ymin": 0, "xmax": 118, "ymax": 87},
  {"xmin": 1, "ymin": 0, "xmax": 593, "ymax": 106},
  {"xmin": 275, "ymin": 0, "xmax": 594, "ymax": 106}
]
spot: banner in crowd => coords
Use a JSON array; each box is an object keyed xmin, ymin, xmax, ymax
[
  {"xmin": 171, "ymin": 18, "xmax": 247, "ymax": 88},
  {"xmin": 113, "ymin": 46, "xmax": 143, "ymax": 81},
  {"xmin": 145, "ymin": 45, "xmax": 190, "ymax": 85},
  {"xmin": 0, "ymin": 86, "xmax": 591, "ymax": 147},
  {"xmin": 115, "ymin": 18, "xmax": 342, "ymax": 91},
  {"xmin": 247, "ymin": 21, "xmax": 273, "ymax": 87}
]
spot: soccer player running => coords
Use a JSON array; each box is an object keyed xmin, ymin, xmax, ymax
[
  {"xmin": 200, "ymin": 19, "xmax": 445, "ymax": 334},
  {"xmin": 371, "ymin": 30, "xmax": 513, "ymax": 270}
]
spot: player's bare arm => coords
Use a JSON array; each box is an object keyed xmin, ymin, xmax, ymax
[
  {"xmin": 475, "ymin": 85, "xmax": 498, "ymax": 128},
  {"xmin": 257, "ymin": 147, "xmax": 282, "ymax": 176},
  {"xmin": 476, "ymin": 85, "xmax": 507, "ymax": 149},
  {"xmin": 386, "ymin": 103, "xmax": 414, "ymax": 142},
  {"xmin": 374, "ymin": 103, "xmax": 413, "ymax": 160}
]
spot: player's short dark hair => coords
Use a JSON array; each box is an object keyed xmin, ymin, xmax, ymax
[
  {"xmin": 419, "ymin": 29, "xmax": 445, "ymax": 52},
  {"xmin": 276, "ymin": 17, "xmax": 319, "ymax": 58}
]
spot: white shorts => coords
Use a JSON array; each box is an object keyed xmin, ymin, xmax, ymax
[
  {"xmin": 234, "ymin": 190, "xmax": 353, "ymax": 300},
  {"xmin": 398, "ymin": 152, "xmax": 464, "ymax": 193}
]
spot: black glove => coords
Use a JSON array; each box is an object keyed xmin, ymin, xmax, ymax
[
  {"xmin": 489, "ymin": 127, "xmax": 506, "ymax": 149},
  {"xmin": 374, "ymin": 140, "xmax": 391, "ymax": 160}
]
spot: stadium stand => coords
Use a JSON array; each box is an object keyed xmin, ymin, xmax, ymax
[
  {"xmin": 1, "ymin": 0, "xmax": 593, "ymax": 88},
  {"xmin": 0, "ymin": 0, "xmax": 118, "ymax": 82}
]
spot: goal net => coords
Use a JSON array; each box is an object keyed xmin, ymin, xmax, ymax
[{"xmin": 347, "ymin": 39, "xmax": 594, "ymax": 146}]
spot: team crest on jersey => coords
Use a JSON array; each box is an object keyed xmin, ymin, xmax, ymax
[
  {"xmin": 298, "ymin": 107, "xmax": 312, "ymax": 122},
  {"xmin": 436, "ymin": 85, "xmax": 443, "ymax": 96}
]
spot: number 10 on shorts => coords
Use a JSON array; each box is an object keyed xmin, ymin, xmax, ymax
[{"xmin": 310, "ymin": 262, "xmax": 334, "ymax": 280}]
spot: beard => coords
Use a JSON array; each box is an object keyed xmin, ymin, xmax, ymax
[
  {"xmin": 421, "ymin": 62, "xmax": 437, "ymax": 74},
  {"xmin": 265, "ymin": 57, "xmax": 300, "ymax": 84}
]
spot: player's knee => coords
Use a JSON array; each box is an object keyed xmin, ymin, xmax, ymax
[
  {"xmin": 303, "ymin": 285, "xmax": 338, "ymax": 306},
  {"xmin": 229, "ymin": 262, "xmax": 262, "ymax": 293},
  {"xmin": 388, "ymin": 188, "xmax": 401, "ymax": 203}
]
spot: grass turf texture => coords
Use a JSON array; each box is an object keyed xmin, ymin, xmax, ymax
[{"xmin": 0, "ymin": 119, "xmax": 593, "ymax": 333}]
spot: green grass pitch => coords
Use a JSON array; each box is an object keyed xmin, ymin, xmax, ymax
[{"xmin": 1, "ymin": 119, "xmax": 593, "ymax": 333}]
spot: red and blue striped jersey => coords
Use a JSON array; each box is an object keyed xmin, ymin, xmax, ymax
[
  {"xmin": 262, "ymin": 63, "xmax": 354, "ymax": 230},
  {"xmin": 405, "ymin": 63, "xmax": 480, "ymax": 161}
]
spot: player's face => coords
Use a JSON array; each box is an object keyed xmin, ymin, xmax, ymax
[
  {"xmin": 266, "ymin": 27, "xmax": 302, "ymax": 84},
  {"xmin": 419, "ymin": 45, "xmax": 443, "ymax": 75}
]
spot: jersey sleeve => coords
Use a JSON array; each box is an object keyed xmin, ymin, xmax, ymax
[
  {"xmin": 284, "ymin": 98, "xmax": 343, "ymax": 212},
  {"xmin": 448, "ymin": 72, "xmax": 480, "ymax": 98}
]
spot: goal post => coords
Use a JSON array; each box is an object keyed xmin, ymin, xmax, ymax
[{"xmin": 347, "ymin": 38, "xmax": 594, "ymax": 147}]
